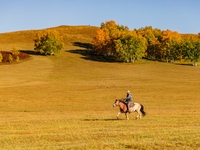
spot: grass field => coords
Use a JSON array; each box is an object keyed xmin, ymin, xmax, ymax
[{"xmin": 0, "ymin": 26, "xmax": 200, "ymax": 150}]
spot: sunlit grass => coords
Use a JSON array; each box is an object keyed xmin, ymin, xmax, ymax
[{"xmin": 0, "ymin": 26, "xmax": 199, "ymax": 149}]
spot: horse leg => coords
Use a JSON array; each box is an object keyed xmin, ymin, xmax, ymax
[
  {"xmin": 116, "ymin": 112, "xmax": 121, "ymax": 119},
  {"xmin": 125, "ymin": 113, "xmax": 129, "ymax": 120},
  {"xmin": 136, "ymin": 110, "xmax": 140, "ymax": 119},
  {"xmin": 137, "ymin": 109, "xmax": 143, "ymax": 119},
  {"xmin": 140, "ymin": 110, "xmax": 143, "ymax": 119}
]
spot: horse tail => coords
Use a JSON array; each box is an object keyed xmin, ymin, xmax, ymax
[{"xmin": 140, "ymin": 104, "xmax": 146, "ymax": 116}]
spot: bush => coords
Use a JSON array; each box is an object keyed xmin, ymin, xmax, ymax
[
  {"xmin": 0, "ymin": 51, "xmax": 31, "ymax": 64},
  {"xmin": 8, "ymin": 54, "xmax": 13, "ymax": 62},
  {"xmin": 1, "ymin": 51, "xmax": 10, "ymax": 63},
  {"xmin": 11, "ymin": 46, "xmax": 20, "ymax": 55},
  {"xmin": 0, "ymin": 53, "xmax": 2, "ymax": 63}
]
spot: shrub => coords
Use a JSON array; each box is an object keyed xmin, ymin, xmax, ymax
[
  {"xmin": 0, "ymin": 51, "xmax": 31, "ymax": 64},
  {"xmin": 11, "ymin": 46, "xmax": 19, "ymax": 55},
  {"xmin": 0, "ymin": 53, "xmax": 2, "ymax": 63},
  {"xmin": 8, "ymin": 54, "xmax": 13, "ymax": 62},
  {"xmin": 18, "ymin": 52, "xmax": 31, "ymax": 60},
  {"xmin": 1, "ymin": 51, "xmax": 11, "ymax": 63}
]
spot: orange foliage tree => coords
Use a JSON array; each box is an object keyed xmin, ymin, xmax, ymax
[
  {"xmin": 92, "ymin": 20, "xmax": 129, "ymax": 56},
  {"xmin": 93, "ymin": 20, "xmax": 200, "ymax": 64},
  {"xmin": 136, "ymin": 26, "xmax": 162, "ymax": 60},
  {"xmin": 92, "ymin": 20, "xmax": 146, "ymax": 62}
]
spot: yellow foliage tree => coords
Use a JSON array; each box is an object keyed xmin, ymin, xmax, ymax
[
  {"xmin": 137, "ymin": 26, "xmax": 162, "ymax": 60},
  {"xmin": 34, "ymin": 30, "xmax": 64, "ymax": 55},
  {"xmin": 161, "ymin": 30, "xmax": 182, "ymax": 62}
]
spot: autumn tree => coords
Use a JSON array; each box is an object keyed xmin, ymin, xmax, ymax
[
  {"xmin": 34, "ymin": 30, "xmax": 64, "ymax": 55},
  {"xmin": 92, "ymin": 20, "xmax": 129, "ymax": 57},
  {"xmin": 114, "ymin": 31, "xmax": 146, "ymax": 62},
  {"xmin": 160, "ymin": 30, "xmax": 182, "ymax": 63},
  {"xmin": 93, "ymin": 21, "xmax": 200, "ymax": 65},
  {"xmin": 92, "ymin": 28, "xmax": 111, "ymax": 55},
  {"xmin": 136, "ymin": 26, "xmax": 162, "ymax": 60},
  {"xmin": 182, "ymin": 37, "xmax": 200, "ymax": 66},
  {"xmin": 93, "ymin": 20, "xmax": 147, "ymax": 62}
]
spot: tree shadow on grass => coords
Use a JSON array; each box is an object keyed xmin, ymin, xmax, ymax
[
  {"xmin": 175, "ymin": 63, "xmax": 193, "ymax": 66},
  {"xmin": 19, "ymin": 50, "xmax": 41, "ymax": 55},
  {"xmin": 73, "ymin": 42, "xmax": 92, "ymax": 49},
  {"xmin": 67, "ymin": 49, "xmax": 118, "ymax": 63},
  {"xmin": 67, "ymin": 42, "xmax": 118, "ymax": 63}
]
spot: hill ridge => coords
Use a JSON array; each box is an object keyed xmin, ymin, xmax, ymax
[{"xmin": 0, "ymin": 25, "xmax": 99, "ymax": 50}]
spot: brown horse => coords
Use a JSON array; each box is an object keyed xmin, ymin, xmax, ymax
[{"xmin": 113, "ymin": 99, "xmax": 146, "ymax": 120}]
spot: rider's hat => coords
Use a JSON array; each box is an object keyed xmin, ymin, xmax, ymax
[{"xmin": 127, "ymin": 90, "xmax": 130, "ymax": 93}]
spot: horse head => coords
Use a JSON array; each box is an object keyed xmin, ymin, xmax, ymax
[
  {"xmin": 113, "ymin": 99, "xmax": 125, "ymax": 107},
  {"xmin": 113, "ymin": 99, "xmax": 120, "ymax": 107}
]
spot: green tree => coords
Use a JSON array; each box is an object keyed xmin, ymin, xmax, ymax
[
  {"xmin": 114, "ymin": 31, "xmax": 146, "ymax": 62},
  {"xmin": 34, "ymin": 30, "xmax": 64, "ymax": 55},
  {"xmin": 183, "ymin": 37, "xmax": 200, "ymax": 66}
]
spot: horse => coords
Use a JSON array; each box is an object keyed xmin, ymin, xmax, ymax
[{"xmin": 112, "ymin": 99, "xmax": 146, "ymax": 120}]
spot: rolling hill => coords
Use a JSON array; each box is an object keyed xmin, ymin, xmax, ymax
[
  {"xmin": 1, "ymin": 25, "xmax": 198, "ymax": 51},
  {"xmin": 0, "ymin": 25, "xmax": 99, "ymax": 51},
  {"xmin": 0, "ymin": 25, "xmax": 199, "ymax": 149}
]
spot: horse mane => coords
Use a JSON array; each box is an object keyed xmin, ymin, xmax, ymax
[{"xmin": 117, "ymin": 99, "xmax": 126, "ymax": 104}]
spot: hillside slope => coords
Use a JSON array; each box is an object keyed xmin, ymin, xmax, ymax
[
  {"xmin": 0, "ymin": 25, "xmax": 99, "ymax": 50},
  {"xmin": 0, "ymin": 26, "xmax": 200, "ymax": 149},
  {"xmin": 1, "ymin": 25, "xmax": 198, "ymax": 51}
]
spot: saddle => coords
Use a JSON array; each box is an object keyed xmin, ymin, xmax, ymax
[
  {"xmin": 126, "ymin": 102, "xmax": 135, "ymax": 113},
  {"xmin": 129, "ymin": 102, "xmax": 135, "ymax": 107}
]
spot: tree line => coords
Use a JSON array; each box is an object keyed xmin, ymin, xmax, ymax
[
  {"xmin": 92, "ymin": 20, "xmax": 200, "ymax": 66},
  {"xmin": 32, "ymin": 20, "xmax": 200, "ymax": 66}
]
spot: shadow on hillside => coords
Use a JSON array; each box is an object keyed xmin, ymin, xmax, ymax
[
  {"xmin": 67, "ymin": 42, "xmax": 115, "ymax": 62},
  {"xmin": 19, "ymin": 50, "xmax": 41, "ymax": 55},
  {"xmin": 67, "ymin": 49, "xmax": 117, "ymax": 62},
  {"xmin": 73, "ymin": 42, "xmax": 92, "ymax": 49},
  {"xmin": 175, "ymin": 63, "xmax": 193, "ymax": 66},
  {"xmin": 68, "ymin": 42, "xmax": 116, "ymax": 62}
]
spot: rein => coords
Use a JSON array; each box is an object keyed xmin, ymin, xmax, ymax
[{"xmin": 118, "ymin": 100, "xmax": 126, "ymax": 105}]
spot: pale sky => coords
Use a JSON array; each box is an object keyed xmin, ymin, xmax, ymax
[{"xmin": 0, "ymin": 0, "xmax": 200, "ymax": 34}]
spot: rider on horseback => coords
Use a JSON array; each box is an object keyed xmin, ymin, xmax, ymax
[{"xmin": 124, "ymin": 90, "xmax": 132, "ymax": 112}]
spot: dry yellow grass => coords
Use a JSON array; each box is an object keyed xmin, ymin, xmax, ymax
[
  {"xmin": 0, "ymin": 26, "xmax": 199, "ymax": 150},
  {"xmin": 0, "ymin": 25, "xmax": 98, "ymax": 51}
]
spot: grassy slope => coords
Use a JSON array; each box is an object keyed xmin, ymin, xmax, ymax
[
  {"xmin": 0, "ymin": 25, "xmax": 98, "ymax": 50},
  {"xmin": 0, "ymin": 26, "xmax": 200, "ymax": 150}
]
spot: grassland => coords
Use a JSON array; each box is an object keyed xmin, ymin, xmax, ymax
[{"xmin": 0, "ymin": 26, "xmax": 200, "ymax": 150}]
